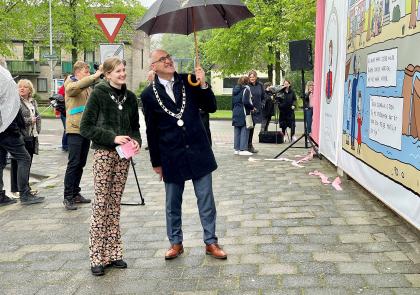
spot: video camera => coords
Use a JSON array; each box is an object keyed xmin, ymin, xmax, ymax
[
  {"xmin": 49, "ymin": 93, "xmax": 65, "ymax": 114},
  {"xmin": 93, "ymin": 63, "xmax": 105, "ymax": 80}
]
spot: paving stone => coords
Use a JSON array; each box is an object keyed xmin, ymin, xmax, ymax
[
  {"xmin": 404, "ymin": 274, "xmax": 420, "ymax": 287},
  {"xmin": 313, "ymin": 252, "xmax": 352, "ymax": 262},
  {"xmin": 196, "ymin": 277, "xmax": 239, "ymax": 291},
  {"xmin": 323, "ymin": 274, "xmax": 365, "ymax": 288},
  {"xmin": 376, "ymin": 261, "xmax": 420, "ymax": 274},
  {"xmin": 287, "ymin": 226, "xmax": 322, "ymax": 235},
  {"xmin": 239, "ymin": 275, "xmax": 279, "ymax": 290},
  {"xmin": 391, "ymin": 288, "xmax": 420, "ymax": 295},
  {"xmin": 298, "ymin": 262, "xmax": 337, "ymax": 274},
  {"xmin": 221, "ymin": 264, "xmax": 258, "ymax": 276},
  {"xmin": 281, "ymin": 274, "xmax": 320, "ymax": 288},
  {"xmin": 363, "ymin": 274, "xmax": 411, "ymax": 287},
  {"xmin": 259, "ymin": 263, "xmax": 298, "ymax": 275},
  {"xmin": 338, "ymin": 262, "xmax": 379, "ymax": 274},
  {"xmin": 383, "ymin": 251, "xmax": 410, "ymax": 262},
  {"xmin": 302, "ymin": 287, "xmax": 351, "ymax": 295},
  {"xmin": 339, "ymin": 233, "xmax": 375, "ymax": 243}
]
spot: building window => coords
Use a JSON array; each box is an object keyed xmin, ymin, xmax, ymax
[
  {"xmin": 84, "ymin": 51, "xmax": 95, "ymax": 62},
  {"xmin": 141, "ymin": 49, "xmax": 144, "ymax": 69},
  {"xmin": 223, "ymin": 78, "xmax": 239, "ymax": 89},
  {"xmin": 37, "ymin": 78, "xmax": 48, "ymax": 92},
  {"xmin": 23, "ymin": 43, "xmax": 34, "ymax": 60}
]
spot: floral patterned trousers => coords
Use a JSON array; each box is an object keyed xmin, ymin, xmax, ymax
[{"xmin": 89, "ymin": 149, "xmax": 130, "ymax": 267}]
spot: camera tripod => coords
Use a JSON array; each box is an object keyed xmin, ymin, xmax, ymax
[
  {"xmin": 273, "ymin": 107, "xmax": 320, "ymax": 159},
  {"xmin": 121, "ymin": 159, "xmax": 145, "ymax": 206}
]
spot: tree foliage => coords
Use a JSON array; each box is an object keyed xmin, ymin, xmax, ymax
[
  {"xmin": 202, "ymin": 0, "xmax": 316, "ymax": 77},
  {"xmin": 0, "ymin": 0, "xmax": 146, "ymax": 61},
  {"xmin": 0, "ymin": 1, "xmax": 44, "ymax": 56}
]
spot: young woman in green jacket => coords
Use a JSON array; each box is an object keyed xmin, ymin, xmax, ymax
[{"xmin": 80, "ymin": 57, "xmax": 141, "ymax": 276}]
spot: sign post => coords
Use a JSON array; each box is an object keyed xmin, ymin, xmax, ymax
[{"xmin": 95, "ymin": 13, "xmax": 126, "ymax": 43}]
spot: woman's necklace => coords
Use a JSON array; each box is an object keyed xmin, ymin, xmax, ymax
[
  {"xmin": 152, "ymin": 80, "xmax": 186, "ymax": 127},
  {"xmin": 109, "ymin": 92, "xmax": 127, "ymax": 110}
]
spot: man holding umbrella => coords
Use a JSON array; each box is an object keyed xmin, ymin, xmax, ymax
[{"xmin": 141, "ymin": 49, "xmax": 227, "ymax": 260}]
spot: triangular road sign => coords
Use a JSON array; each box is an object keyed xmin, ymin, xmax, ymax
[{"xmin": 95, "ymin": 13, "xmax": 126, "ymax": 43}]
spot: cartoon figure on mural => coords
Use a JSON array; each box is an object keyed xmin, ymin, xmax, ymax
[
  {"xmin": 372, "ymin": 0, "xmax": 384, "ymax": 36},
  {"xmin": 357, "ymin": 90, "xmax": 363, "ymax": 154},
  {"xmin": 326, "ymin": 40, "xmax": 333, "ymax": 103},
  {"xmin": 409, "ymin": 0, "xmax": 419, "ymax": 29},
  {"xmin": 402, "ymin": 64, "xmax": 420, "ymax": 141},
  {"xmin": 351, "ymin": 55, "xmax": 360, "ymax": 150}
]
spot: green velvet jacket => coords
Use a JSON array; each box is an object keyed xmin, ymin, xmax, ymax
[{"xmin": 80, "ymin": 80, "xmax": 141, "ymax": 150}]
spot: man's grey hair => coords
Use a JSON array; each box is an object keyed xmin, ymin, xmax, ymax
[{"xmin": 0, "ymin": 57, "xmax": 7, "ymax": 69}]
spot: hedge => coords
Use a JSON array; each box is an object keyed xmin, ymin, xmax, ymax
[{"xmin": 215, "ymin": 95, "xmax": 232, "ymax": 110}]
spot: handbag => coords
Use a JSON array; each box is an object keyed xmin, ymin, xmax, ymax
[
  {"xmin": 245, "ymin": 114, "xmax": 254, "ymax": 129},
  {"xmin": 243, "ymin": 86, "xmax": 254, "ymax": 129},
  {"xmin": 23, "ymin": 136, "xmax": 36, "ymax": 150}
]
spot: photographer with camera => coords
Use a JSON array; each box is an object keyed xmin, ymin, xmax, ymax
[
  {"xmin": 51, "ymin": 81, "xmax": 68, "ymax": 151},
  {"xmin": 270, "ymin": 79, "xmax": 297, "ymax": 142},
  {"xmin": 62, "ymin": 61, "xmax": 103, "ymax": 210},
  {"xmin": 261, "ymin": 82, "xmax": 275, "ymax": 132}
]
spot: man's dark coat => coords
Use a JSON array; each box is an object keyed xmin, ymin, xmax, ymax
[{"xmin": 141, "ymin": 73, "xmax": 217, "ymax": 183}]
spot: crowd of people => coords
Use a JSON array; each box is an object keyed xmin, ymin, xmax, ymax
[
  {"xmin": 231, "ymin": 70, "xmax": 314, "ymax": 155},
  {"xmin": 0, "ymin": 52, "xmax": 315, "ymax": 276},
  {"xmin": 0, "ymin": 51, "xmax": 227, "ymax": 276}
]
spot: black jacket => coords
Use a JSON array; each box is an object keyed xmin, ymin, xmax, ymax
[
  {"xmin": 141, "ymin": 73, "xmax": 217, "ymax": 183},
  {"xmin": 80, "ymin": 81, "xmax": 141, "ymax": 150},
  {"xmin": 231, "ymin": 85, "xmax": 253, "ymax": 127},
  {"xmin": 0, "ymin": 110, "xmax": 25, "ymax": 139}
]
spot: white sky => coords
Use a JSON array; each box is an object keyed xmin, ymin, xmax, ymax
[{"xmin": 138, "ymin": 0, "xmax": 154, "ymax": 7}]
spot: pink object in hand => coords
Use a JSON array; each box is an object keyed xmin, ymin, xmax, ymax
[{"xmin": 115, "ymin": 141, "xmax": 137, "ymax": 159}]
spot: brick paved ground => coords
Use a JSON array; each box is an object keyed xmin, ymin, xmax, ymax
[{"xmin": 0, "ymin": 118, "xmax": 419, "ymax": 295}]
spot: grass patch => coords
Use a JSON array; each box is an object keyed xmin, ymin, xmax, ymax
[
  {"xmin": 38, "ymin": 106, "xmax": 57, "ymax": 119},
  {"xmin": 210, "ymin": 110, "xmax": 304, "ymax": 120}
]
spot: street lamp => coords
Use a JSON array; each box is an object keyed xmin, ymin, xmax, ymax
[{"xmin": 48, "ymin": 0, "xmax": 54, "ymax": 95}]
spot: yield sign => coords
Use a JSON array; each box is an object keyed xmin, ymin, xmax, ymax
[{"xmin": 95, "ymin": 13, "xmax": 126, "ymax": 43}]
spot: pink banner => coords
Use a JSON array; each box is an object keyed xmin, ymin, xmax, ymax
[{"xmin": 312, "ymin": 0, "xmax": 326, "ymax": 144}]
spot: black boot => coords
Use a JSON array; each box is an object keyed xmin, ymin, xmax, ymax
[
  {"xmin": 248, "ymin": 145, "xmax": 259, "ymax": 153},
  {"xmin": 63, "ymin": 199, "xmax": 77, "ymax": 210},
  {"xmin": 91, "ymin": 265, "xmax": 105, "ymax": 276},
  {"xmin": 74, "ymin": 193, "xmax": 91, "ymax": 204},
  {"xmin": 108, "ymin": 260, "xmax": 127, "ymax": 269},
  {"xmin": 20, "ymin": 192, "xmax": 44, "ymax": 205},
  {"xmin": 0, "ymin": 190, "xmax": 17, "ymax": 207}
]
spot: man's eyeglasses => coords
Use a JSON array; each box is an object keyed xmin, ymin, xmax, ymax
[{"xmin": 151, "ymin": 54, "xmax": 172, "ymax": 65}]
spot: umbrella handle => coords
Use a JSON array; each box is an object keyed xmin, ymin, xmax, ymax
[
  {"xmin": 188, "ymin": 74, "xmax": 201, "ymax": 87},
  {"xmin": 188, "ymin": 8, "xmax": 201, "ymax": 87}
]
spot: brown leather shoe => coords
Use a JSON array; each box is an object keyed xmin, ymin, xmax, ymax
[
  {"xmin": 205, "ymin": 243, "xmax": 227, "ymax": 259},
  {"xmin": 165, "ymin": 244, "xmax": 184, "ymax": 260}
]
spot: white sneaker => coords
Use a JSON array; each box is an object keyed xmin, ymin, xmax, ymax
[
  {"xmin": 10, "ymin": 192, "xmax": 20, "ymax": 199},
  {"xmin": 239, "ymin": 150, "xmax": 253, "ymax": 156},
  {"xmin": 292, "ymin": 136, "xmax": 297, "ymax": 142},
  {"xmin": 234, "ymin": 150, "xmax": 239, "ymax": 155}
]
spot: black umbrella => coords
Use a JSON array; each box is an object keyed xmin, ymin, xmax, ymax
[{"xmin": 136, "ymin": 0, "xmax": 254, "ymax": 85}]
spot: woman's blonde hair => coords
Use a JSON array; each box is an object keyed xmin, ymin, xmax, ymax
[
  {"xmin": 238, "ymin": 76, "xmax": 249, "ymax": 85},
  {"xmin": 248, "ymin": 70, "xmax": 257, "ymax": 78},
  {"xmin": 17, "ymin": 79, "xmax": 35, "ymax": 97},
  {"xmin": 103, "ymin": 57, "xmax": 124, "ymax": 78},
  {"xmin": 305, "ymin": 80, "xmax": 314, "ymax": 94}
]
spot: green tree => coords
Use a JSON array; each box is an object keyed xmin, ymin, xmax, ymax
[
  {"xmin": 0, "ymin": 1, "xmax": 43, "ymax": 56},
  {"xmin": 202, "ymin": 0, "xmax": 316, "ymax": 80}
]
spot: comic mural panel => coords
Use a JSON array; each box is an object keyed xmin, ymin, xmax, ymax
[{"xmin": 344, "ymin": 0, "xmax": 420, "ymax": 195}]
